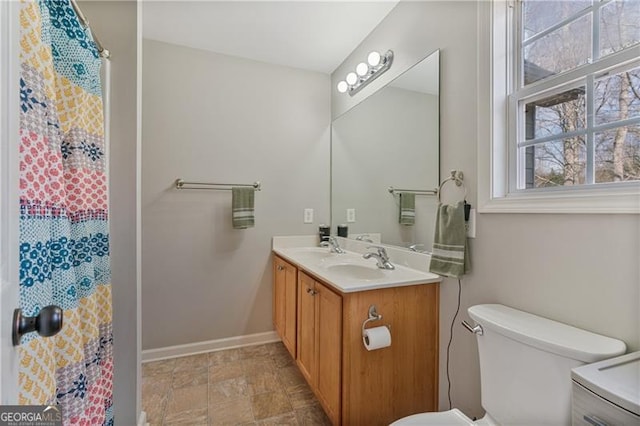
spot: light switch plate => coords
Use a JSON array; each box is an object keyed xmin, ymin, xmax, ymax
[{"xmin": 303, "ymin": 208, "xmax": 313, "ymax": 224}]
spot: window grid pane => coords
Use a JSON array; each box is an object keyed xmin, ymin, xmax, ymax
[
  {"xmin": 523, "ymin": 13, "xmax": 592, "ymax": 85},
  {"xmin": 522, "ymin": 137, "xmax": 587, "ymax": 188},
  {"xmin": 594, "ymin": 66, "xmax": 640, "ymax": 126},
  {"xmin": 595, "ymin": 124, "xmax": 640, "ymax": 183},
  {"xmin": 522, "ymin": 0, "xmax": 592, "ymax": 44},
  {"xmin": 599, "ymin": 0, "xmax": 640, "ymax": 58},
  {"xmin": 524, "ymin": 87, "xmax": 587, "ymax": 141}
]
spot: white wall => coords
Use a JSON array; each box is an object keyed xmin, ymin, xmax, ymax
[
  {"xmin": 332, "ymin": 86, "xmax": 439, "ymax": 248},
  {"xmin": 79, "ymin": 1, "xmax": 140, "ymax": 424},
  {"xmin": 332, "ymin": 1, "xmax": 640, "ymax": 418},
  {"xmin": 141, "ymin": 40, "xmax": 331, "ymax": 350}
]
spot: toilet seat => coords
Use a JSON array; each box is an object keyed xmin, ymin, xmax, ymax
[{"xmin": 390, "ymin": 409, "xmax": 476, "ymax": 425}]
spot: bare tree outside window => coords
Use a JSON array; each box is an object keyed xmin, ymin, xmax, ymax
[{"xmin": 517, "ymin": 0, "xmax": 640, "ymax": 189}]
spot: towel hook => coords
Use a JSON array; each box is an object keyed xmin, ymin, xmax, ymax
[{"xmin": 437, "ymin": 170, "xmax": 467, "ymax": 203}]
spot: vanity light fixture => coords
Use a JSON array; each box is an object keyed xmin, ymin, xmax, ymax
[{"xmin": 336, "ymin": 50, "xmax": 394, "ymax": 96}]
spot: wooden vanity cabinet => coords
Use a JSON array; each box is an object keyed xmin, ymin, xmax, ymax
[
  {"xmin": 273, "ymin": 255, "xmax": 439, "ymax": 426},
  {"xmin": 273, "ymin": 256, "xmax": 297, "ymax": 358}
]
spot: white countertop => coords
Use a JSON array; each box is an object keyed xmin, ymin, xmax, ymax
[{"xmin": 272, "ymin": 236, "xmax": 441, "ymax": 293}]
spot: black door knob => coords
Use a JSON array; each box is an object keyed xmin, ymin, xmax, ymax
[{"xmin": 12, "ymin": 305, "xmax": 63, "ymax": 346}]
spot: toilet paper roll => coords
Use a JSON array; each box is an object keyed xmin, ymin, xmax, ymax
[{"xmin": 362, "ymin": 326, "xmax": 391, "ymax": 351}]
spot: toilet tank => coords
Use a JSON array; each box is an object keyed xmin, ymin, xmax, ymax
[{"xmin": 468, "ymin": 304, "xmax": 626, "ymax": 426}]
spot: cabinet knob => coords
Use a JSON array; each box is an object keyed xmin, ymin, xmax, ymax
[
  {"xmin": 277, "ymin": 265, "xmax": 285, "ymax": 271},
  {"xmin": 306, "ymin": 288, "xmax": 317, "ymax": 296}
]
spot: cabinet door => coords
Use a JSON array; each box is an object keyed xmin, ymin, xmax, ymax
[
  {"xmin": 273, "ymin": 257, "xmax": 287, "ymax": 339},
  {"xmin": 273, "ymin": 257, "xmax": 297, "ymax": 357},
  {"xmin": 282, "ymin": 262, "xmax": 297, "ymax": 358},
  {"xmin": 296, "ymin": 272, "xmax": 316, "ymax": 386},
  {"xmin": 315, "ymin": 282, "xmax": 342, "ymax": 425}
]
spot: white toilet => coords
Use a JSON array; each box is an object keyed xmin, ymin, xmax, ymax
[{"xmin": 391, "ymin": 304, "xmax": 626, "ymax": 426}]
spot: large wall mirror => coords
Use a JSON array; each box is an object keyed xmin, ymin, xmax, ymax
[{"xmin": 331, "ymin": 49, "xmax": 439, "ymax": 250}]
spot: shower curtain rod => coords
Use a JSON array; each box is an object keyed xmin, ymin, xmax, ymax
[{"xmin": 70, "ymin": 0, "xmax": 110, "ymax": 59}]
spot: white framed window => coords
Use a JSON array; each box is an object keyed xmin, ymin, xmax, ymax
[{"xmin": 478, "ymin": 0, "xmax": 640, "ymax": 213}]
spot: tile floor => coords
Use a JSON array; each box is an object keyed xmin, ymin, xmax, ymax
[{"xmin": 142, "ymin": 342, "xmax": 332, "ymax": 425}]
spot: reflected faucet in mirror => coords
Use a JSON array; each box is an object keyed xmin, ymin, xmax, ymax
[
  {"xmin": 355, "ymin": 234, "xmax": 374, "ymax": 243},
  {"xmin": 408, "ymin": 243, "xmax": 431, "ymax": 254}
]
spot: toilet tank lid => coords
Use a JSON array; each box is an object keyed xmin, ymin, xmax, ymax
[{"xmin": 468, "ymin": 304, "xmax": 626, "ymax": 363}]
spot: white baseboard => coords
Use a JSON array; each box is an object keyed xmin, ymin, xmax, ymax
[
  {"xmin": 137, "ymin": 410, "xmax": 147, "ymax": 426},
  {"xmin": 141, "ymin": 331, "xmax": 280, "ymax": 363}
]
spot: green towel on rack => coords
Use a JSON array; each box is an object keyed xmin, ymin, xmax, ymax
[
  {"xmin": 429, "ymin": 201, "xmax": 470, "ymax": 278},
  {"xmin": 399, "ymin": 192, "xmax": 415, "ymax": 226},
  {"xmin": 232, "ymin": 187, "xmax": 255, "ymax": 229}
]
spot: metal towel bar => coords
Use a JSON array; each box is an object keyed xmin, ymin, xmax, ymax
[
  {"xmin": 175, "ymin": 179, "xmax": 262, "ymax": 191},
  {"xmin": 388, "ymin": 186, "xmax": 437, "ymax": 195}
]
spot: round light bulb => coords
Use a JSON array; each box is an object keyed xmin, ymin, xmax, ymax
[
  {"xmin": 336, "ymin": 81, "xmax": 348, "ymax": 93},
  {"xmin": 345, "ymin": 72, "xmax": 358, "ymax": 85},
  {"xmin": 367, "ymin": 51, "xmax": 381, "ymax": 66},
  {"xmin": 356, "ymin": 62, "xmax": 369, "ymax": 76}
]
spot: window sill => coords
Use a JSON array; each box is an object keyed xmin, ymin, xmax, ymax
[{"xmin": 479, "ymin": 186, "xmax": 640, "ymax": 214}]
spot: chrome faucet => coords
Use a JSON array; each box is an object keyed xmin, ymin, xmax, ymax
[
  {"xmin": 320, "ymin": 236, "xmax": 345, "ymax": 254},
  {"xmin": 363, "ymin": 246, "xmax": 395, "ymax": 270},
  {"xmin": 408, "ymin": 243, "xmax": 431, "ymax": 255},
  {"xmin": 355, "ymin": 234, "xmax": 374, "ymax": 243}
]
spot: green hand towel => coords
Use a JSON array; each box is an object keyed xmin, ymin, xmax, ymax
[
  {"xmin": 429, "ymin": 201, "xmax": 470, "ymax": 278},
  {"xmin": 399, "ymin": 192, "xmax": 415, "ymax": 226},
  {"xmin": 232, "ymin": 187, "xmax": 255, "ymax": 229}
]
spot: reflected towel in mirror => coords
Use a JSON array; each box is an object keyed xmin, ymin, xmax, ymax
[{"xmin": 399, "ymin": 192, "xmax": 415, "ymax": 226}]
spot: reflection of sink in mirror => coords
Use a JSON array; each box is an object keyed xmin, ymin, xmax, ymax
[
  {"xmin": 324, "ymin": 263, "xmax": 386, "ymax": 280},
  {"xmin": 331, "ymin": 49, "xmax": 440, "ymax": 251}
]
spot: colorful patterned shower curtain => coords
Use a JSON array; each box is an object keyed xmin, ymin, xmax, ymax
[{"xmin": 18, "ymin": 0, "xmax": 113, "ymax": 424}]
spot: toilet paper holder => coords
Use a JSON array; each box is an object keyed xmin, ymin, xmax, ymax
[{"xmin": 361, "ymin": 305, "xmax": 390, "ymax": 338}]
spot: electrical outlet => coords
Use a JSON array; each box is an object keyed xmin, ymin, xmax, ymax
[
  {"xmin": 346, "ymin": 208, "xmax": 356, "ymax": 223},
  {"xmin": 465, "ymin": 208, "xmax": 476, "ymax": 238},
  {"xmin": 303, "ymin": 208, "xmax": 314, "ymax": 224}
]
